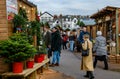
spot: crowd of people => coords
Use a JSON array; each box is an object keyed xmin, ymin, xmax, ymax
[{"xmin": 42, "ymin": 23, "xmax": 109, "ymax": 79}]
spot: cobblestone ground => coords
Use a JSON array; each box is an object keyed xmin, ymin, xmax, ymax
[{"xmin": 50, "ymin": 50, "xmax": 120, "ymax": 79}]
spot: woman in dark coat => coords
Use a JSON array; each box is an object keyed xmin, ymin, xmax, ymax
[{"xmin": 43, "ymin": 25, "xmax": 52, "ymax": 58}]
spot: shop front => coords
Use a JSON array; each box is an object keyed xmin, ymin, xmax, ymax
[
  {"xmin": 0, "ymin": 0, "xmax": 37, "ymax": 40},
  {"xmin": 91, "ymin": 6, "xmax": 120, "ymax": 63},
  {"xmin": 91, "ymin": 6, "xmax": 120, "ymax": 54}
]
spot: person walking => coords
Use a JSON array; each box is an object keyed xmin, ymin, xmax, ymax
[
  {"xmin": 69, "ymin": 31, "xmax": 76, "ymax": 52},
  {"xmin": 43, "ymin": 23, "xmax": 52, "ymax": 63},
  {"xmin": 93, "ymin": 31, "xmax": 109, "ymax": 70},
  {"xmin": 78, "ymin": 26, "xmax": 91, "ymax": 43},
  {"xmin": 76, "ymin": 29, "xmax": 82, "ymax": 52},
  {"xmin": 78, "ymin": 26, "xmax": 91, "ymax": 52},
  {"xmin": 62, "ymin": 32, "xmax": 68, "ymax": 50},
  {"xmin": 81, "ymin": 34, "xmax": 94, "ymax": 79},
  {"xmin": 50, "ymin": 27, "xmax": 62, "ymax": 66}
]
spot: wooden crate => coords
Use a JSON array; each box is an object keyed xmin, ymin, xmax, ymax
[
  {"xmin": 108, "ymin": 55, "xmax": 120, "ymax": 64},
  {"xmin": 0, "ymin": 58, "xmax": 10, "ymax": 74}
]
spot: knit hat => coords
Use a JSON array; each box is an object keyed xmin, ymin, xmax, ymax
[{"xmin": 97, "ymin": 31, "xmax": 102, "ymax": 36}]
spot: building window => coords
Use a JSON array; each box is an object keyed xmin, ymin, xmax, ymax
[
  {"xmin": 66, "ymin": 18, "xmax": 68, "ymax": 21},
  {"xmin": 68, "ymin": 25, "xmax": 70, "ymax": 28},
  {"xmin": 49, "ymin": 17, "xmax": 51, "ymax": 21},
  {"xmin": 74, "ymin": 20, "xmax": 76, "ymax": 23},
  {"xmin": 64, "ymin": 25, "xmax": 66, "ymax": 28}
]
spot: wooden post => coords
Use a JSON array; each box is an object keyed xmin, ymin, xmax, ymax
[
  {"xmin": 0, "ymin": 0, "xmax": 8, "ymax": 40},
  {"xmin": 115, "ymin": 8, "xmax": 119, "ymax": 63},
  {"xmin": 116, "ymin": 8, "xmax": 119, "ymax": 54},
  {"xmin": 33, "ymin": 35, "xmax": 37, "ymax": 48}
]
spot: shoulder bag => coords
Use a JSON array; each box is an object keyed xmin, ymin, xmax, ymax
[{"xmin": 82, "ymin": 41, "xmax": 89, "ymax": 56}]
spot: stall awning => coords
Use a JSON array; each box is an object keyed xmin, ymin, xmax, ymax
[{"xmin": 90, "ymin": 6, "xmax": 120, "ymax": 19}]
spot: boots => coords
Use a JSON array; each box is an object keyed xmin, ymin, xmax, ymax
[
  {"xmin": 55, "ymin": 63, "xmax": 59, "ymax": 66},
  {"xmin": 88, "ymin": 71, "xmax": 94, "ymax": 79},
  {"xmin": 83, "ymin": 71, "xmax": 89, "ymax": 78},
  {"xmin": 49, "ymin": 63, "xmax": 55, "ymax": 67},
  {"xmin": 84, "ymin": 71, "xmax": 94, "ymax": 79}
]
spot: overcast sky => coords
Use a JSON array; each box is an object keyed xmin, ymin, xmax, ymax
[{"xmin": 29, "ymin": 0, "xmax": 120, "ymax": 15}]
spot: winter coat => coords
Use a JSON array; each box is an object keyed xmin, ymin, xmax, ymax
[
  {"xmin": 69, "ymin": 35, "xmax": 76, "ymax": 41},
  {"xmin": 62, "ymin": 34, "xmax": 68, "ymax": 42},
  {"xmin": 51, "ymin": 30, "xmax": 61, "ymax": 52},
  {"xmin": 78, "ymin": 31, "xmax": 91, "ymax": 43},
  {"xmin": 93, "ymin": 35, "xmax": 107, "ymax": 56},
  {"xmin": 43, "ymin": 31, "xmax": 51, "ymax": 47},
  {"xmin": 81, "ymin": 40, "xmax": 94, "ymax": 71}
]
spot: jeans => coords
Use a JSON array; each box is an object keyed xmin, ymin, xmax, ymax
[
  {"xmin": 63, "ymin": 41, "xmax": 67, "ymax": 49},
  {"xmin": 69, "ymin": 41, "xmax": 74, "ymax": 52},
  {"xmin": 52, "ymin": 51, "xmax": 60, "ymax": 64}
]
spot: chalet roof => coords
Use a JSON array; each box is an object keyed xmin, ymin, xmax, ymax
[
  {"xmin": 90, "ymin": 6, "xmax": 120, "ymax": 19},
  {"xmin": 82, "ymin": 19, "xmax": 96, "ymax": 26},
  {"xmin": 40, "ymin": 12, "xmax": 53, "ymax": 17},
  {"xmin": 62, "ymin": 15, "xmax": 80, "ymax": 19},
  {"xmin": 22, "ymin": 0, "xmax": 37, "ymax": 7}
]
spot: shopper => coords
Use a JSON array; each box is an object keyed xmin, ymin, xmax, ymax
[
  {"xmin": 43, "ymin": 23, "xmax": 52, "ymax": 63},
  {"xmin": 78, "ymin": 26, "xmax": 91, "ymax": 52},
  {"xmin": 93, "ymin": 31, "xmax": 108, "ymax": 70},
  {"xmin": 81, "ymin": 34, "xmax": 94, "ymax": 79},
  {"xmin": 69, "ymin": 31, "xmax": 76, "ymax": 52},
  {"xmin": 62, "ymin": 32, "xmax": 68, "ymax": 50},
  {"xmin": 50, "ymin": 27, "xmax": 62, "ymax": 66}
]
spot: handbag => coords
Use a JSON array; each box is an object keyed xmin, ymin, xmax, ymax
[{"xmin": 82, "ymin": 41, "xmax": 89, "ymax": 56}]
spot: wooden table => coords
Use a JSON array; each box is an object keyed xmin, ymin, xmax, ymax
[{"xmin": 1, "ymin": 59, "xmax": 49, "ymax": 79}]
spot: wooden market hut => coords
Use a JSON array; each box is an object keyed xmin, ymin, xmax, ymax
[
  {"xmin": 90, "ymin": 6, "xmax": 120, "ymax": 55},
  {"xmin": 0, "ymin": 0, "xmax": 37, "ymax": 40},
  {"xmin": 86, "ymin": 25, "xmax": 97, "ymax": 39}
]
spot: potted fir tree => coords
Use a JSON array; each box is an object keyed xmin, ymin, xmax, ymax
[
  {"xmin": 34, "ymin": 41, "xmax": 47, "ymax": 63},
  {"xmin": 0, "ymin": 33, "xmax": 37, "ymax": 73}
]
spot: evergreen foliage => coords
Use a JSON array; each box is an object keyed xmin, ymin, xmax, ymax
[
  {"xmin": 0, "ymin": 33, "xmax": 37, "ymax": 63},
  {"xmin": 77, "ymin": 19, "xmax": 85, "ymax": 27},
  {"xmin": 19, "ymin": 7, "xmax": 28, "ymax": 21}
]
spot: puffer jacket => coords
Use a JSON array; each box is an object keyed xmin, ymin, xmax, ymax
[{"xmin": 93, "ymin": 35, "xmax": 107, "ymax": 56}]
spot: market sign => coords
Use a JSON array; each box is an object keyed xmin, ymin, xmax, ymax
[
  {"xmin": 6, "ymin": 0, "xmax": 18, "ymax": 20},
  {"xmin": 105, "ymin": 16, "xmax": 110, "ymax": 21}
]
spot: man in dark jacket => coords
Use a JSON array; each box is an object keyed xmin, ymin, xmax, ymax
[
  {"xmin": 78, "ymin": 27, "xmax": 91, "ymax": 52},
  {"xmin": 78, "ymin": 26, "xmax": 91, "ymax": 43},
  {"xmin": 50, "ymin": 27, "xmax": 61, "ymax": 66}
]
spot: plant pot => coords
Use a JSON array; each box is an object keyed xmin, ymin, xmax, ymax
[
  {"xmin": 37, "ymin": 57, "xmax": 43, "ymax": 63},
  {"xmin": 40, "ymin": 54, "xmax": 45, "ymax": 60},
  {"xmin": 13, "ymin": 62, "xmax": 23, "ymax": 73},
  {"xmin": 26, "ymin": 61, "xmax": 34, "ymax": 68},
  {"xmin": 34, "ymin": 55, "xmax": 39, "ymax": 62}
]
